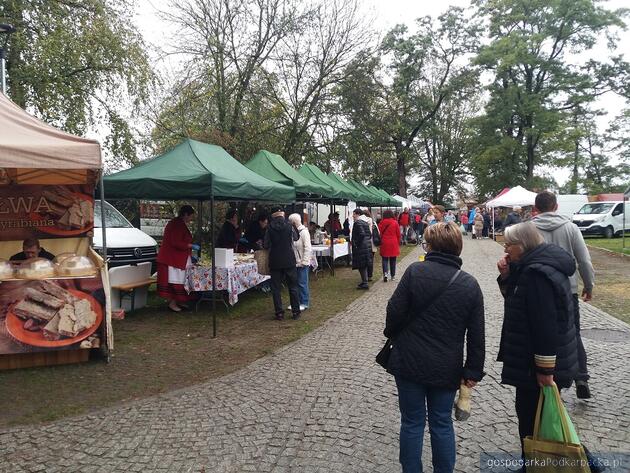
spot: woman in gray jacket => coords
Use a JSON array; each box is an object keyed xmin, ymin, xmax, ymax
[{"xmin": 289, "ymin": 213, "xmax": 312, "ymax": 311}]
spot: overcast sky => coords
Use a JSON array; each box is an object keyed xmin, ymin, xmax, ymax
[{"xmin": 132, "ymin": 0, "xmax": 630, "ymax": 185}]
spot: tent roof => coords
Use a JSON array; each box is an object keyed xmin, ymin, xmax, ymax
[
  {"xmin": 0, "ymin": 92, "xmax": 101, "ymax": 169},
  {"xmin": 103, "ymin": 139, "xmax": 295, "ymax": 202},
  {"xmin": 245, "ymin": 150, "xmax": 331, "ymax": 197},
  {"xmin": 327, "ymin": 173, "xmax": 365, "ymax": 202},
  {"xmin": 486, "ymin": 185, "xmax": 537, "ymax": 208},
  {"xmin": 348, "ymin": 180, "xmax": 389, "ymax": 206},
  {"xmin": 297, "ymin": 164, "xmax": 351, "ymax": 202},
  {"xmin": 370, "ymin": 186, "xmax": 402, "ymax": 207}
]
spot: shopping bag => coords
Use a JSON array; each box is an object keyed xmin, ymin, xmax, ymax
[
  {"xmin": 459, "ymin": 224, "xmax": 467, "ymax": 235},
  {"xmin": 253, "ymin": 249, "xmax": 270, "ymax": 275},
  {"xmin": 539, "ymin": 385, "xmax": 580, "ymax": 444},
  {"xmin": 523, "ymin": 384, "xmax": 590, "ymax": 472}
]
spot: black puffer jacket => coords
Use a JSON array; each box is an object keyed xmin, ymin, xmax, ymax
[
  {"xmin": 351, "ymin": 219, "xmax": 373, "ymax": 270},
  {"xmin": 498, "ymin": 243, "xmax": 577, "ymax": 389},
  {"xmin": 384, "ymin": 252, "xmax": 485, "ymax": 390},
  {"xmin": 264, "ymin": 216, "xmax": 296, "ymax": 270}
]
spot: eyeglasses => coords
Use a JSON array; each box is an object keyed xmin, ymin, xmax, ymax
[{"xmin": 421, "ymin": 241, "xmax": 429, "ymax": 251}]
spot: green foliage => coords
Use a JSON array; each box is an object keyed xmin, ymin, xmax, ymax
[
  {"xmin": 1, "ymin": 0, "xmax": 153, "ymax": 169},
  {"xmin": 471, "ymin": 0, "xmax": 630, "ymax": 195}
]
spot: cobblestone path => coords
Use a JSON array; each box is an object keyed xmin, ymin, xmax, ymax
[{"xmin": 1, "ymin": 239, "xmax": 628, "ymax": 472}]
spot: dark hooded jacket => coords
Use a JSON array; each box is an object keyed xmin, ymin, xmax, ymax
[
  {"xmin": 351, "ymin": 219, "xmax": 373, "ymax": 270},
  {"xmin": 497, "ymin": 243, "xmax": 578, "ymax": 389},
  {"xmin": 384, "ymin": 252, "xmax": 485, "ymax": 390},
  {"xmin": 264, "ymin": 216, "xmax": 297, "ymax": 270}
]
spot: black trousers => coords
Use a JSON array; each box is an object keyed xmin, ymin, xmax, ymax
[
  {"xmin": 358, "ymin": 266, "xmax": 368, "ymax": 284},
  {"xmin": 367, "ymin": 253, "xmax": 375, "ymax": 279},
  {"xmin": 382, "ymin": 256, "xmax": 397, "ymax": 278},
  {"xmin": 270, "ymin": 267, "xmax": 300, "ymax": 316},
  {"xmin": 572, "ymin": 294, "xmax": 590, "ymax": 381}
]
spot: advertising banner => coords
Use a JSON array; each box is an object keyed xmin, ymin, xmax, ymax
[
  {"xmin": 0, "ymin": 184, "xmax": 94, "ymax": 241},
  {"xmin": 0, "ymin": 274, "xmax": 105, "ymax": 355}
]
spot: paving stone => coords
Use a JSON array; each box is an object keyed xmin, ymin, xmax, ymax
[{"xmin": 0, "ymin": 240, "xmax": 628, "ymax": 472}]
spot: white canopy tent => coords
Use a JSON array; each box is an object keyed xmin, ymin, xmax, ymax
[{"xmin": 486, "ymin": 185, "xmax": 537, "ymax": 208}]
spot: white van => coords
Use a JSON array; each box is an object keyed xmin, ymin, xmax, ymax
[
  {"xmin": 572, "ymin": 201, "xmax": 630, "ymax": 238},
  {"xmin": 93, "ymin": 200, "xmax": 159, "ymax": 269}
]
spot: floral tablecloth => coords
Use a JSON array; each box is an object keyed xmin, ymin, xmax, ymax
[{"xmin": 184, "ymin": 261, "xmax": 270, "ymax": 306}]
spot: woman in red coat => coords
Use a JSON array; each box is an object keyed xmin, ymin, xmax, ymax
[
  {"xmin": 378, "ymin": 209, "xmax": 401, "ymax": 282},
  {"xmin": 157, "ymin": 205, "xmax": 197, "ymax": 311}
]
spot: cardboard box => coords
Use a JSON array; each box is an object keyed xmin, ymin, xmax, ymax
[{"xmin": 214, "ymin": 248, "xmax": 234, "ymax": 268}]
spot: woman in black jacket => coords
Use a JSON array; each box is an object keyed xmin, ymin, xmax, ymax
[
  {"xmin": 384, "ymin": 222, "xmax": 485, "ymax": 473},
  {"xmin": 351, "ymin": 208, "xmax": 373, "ymax": 289},
  {"xmin": 496, "ymin": 222, "xmax": 578, "ymax": 465}
]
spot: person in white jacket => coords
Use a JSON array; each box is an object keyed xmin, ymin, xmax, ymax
[
  {"xmin": 289, "ymin": 213, "xmax": 312, "ymax": 311},
  {"xmin": 533, "ymin": 191, "xmax": 595, "ymax": 399}
]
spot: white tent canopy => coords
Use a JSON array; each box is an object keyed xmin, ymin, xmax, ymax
[
  {"xmin": 486, "ymin": 185, "xmax": 537, "ymax": 208},
  {"xmin": 0, "ymin": 92, "xmax": 101, "ymax": 169}
]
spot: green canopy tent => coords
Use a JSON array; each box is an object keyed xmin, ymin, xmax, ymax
[
  {"xmin": 297, "ymin": 164, "xmax": 360, "ymax": 275},
  {"xmin": 348, "ymin": 179, "xmax": 390, "ymax": 207},
  {"xmin": 327, "ymin": 172, "xmax": 366, "ymax": 203},
  {"xmin": 370, "ymin": 186, "xmax": 402, "ymax": 207},
  {"xmin": 103, "ymin": 139, "xmax": 296, "ymax": 336},
  {"xmin": 297, "ymin": 164, "xmax": 353, "ymax": 202},
  {"xmin": 104, "ymin": 139, "xmax": 295, "ymax": 202},
  {"xmin": 245, "ymin": 150, "xmax": 332, "ymax": 199}
]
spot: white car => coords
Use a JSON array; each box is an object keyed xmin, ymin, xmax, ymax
[
  {"xmin": 93, "ymin": 200, "xmax": 159, "ymax": 270},
  {"xmin": 572, "ymin": 201, "xmax": 630, "ymax": 239}
]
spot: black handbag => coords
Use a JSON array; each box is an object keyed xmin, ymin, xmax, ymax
[
  {"xmin": 376, "ymin": 269, "xmax": 461, "ymax": 369},
  {"xmin": 372, "ymin": 223, "xmax": 381, "ymax": 246}
]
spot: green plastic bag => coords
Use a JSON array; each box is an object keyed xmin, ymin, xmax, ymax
[{"xmin": 538, "ymin": 385, "xmax": 580, "ymax": 444}]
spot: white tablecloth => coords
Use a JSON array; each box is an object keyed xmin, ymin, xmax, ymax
[{"xmin": 311, "ymin": 243, "xmax": 349, "ymax": 260}]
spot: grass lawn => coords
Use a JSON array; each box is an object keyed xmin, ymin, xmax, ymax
[
  {"xmin": 581, "ymin": 244, "xmax": 630, "ymax": 326},
  {"xmin": 0, "ymin": 246, "xmax": 416, "ymax": 427},
  {"xmin": 584, "ymin": 236, "xmax": 630, "ymax": 256}
]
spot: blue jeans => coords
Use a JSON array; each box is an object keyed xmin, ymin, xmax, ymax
[
  {"xmin": 297, "ymin": 266, "xmax": 309, "ymax": 308},
  {"xmin": 395, "ymin": 376, "xmax": 457, "ymax": 473}
]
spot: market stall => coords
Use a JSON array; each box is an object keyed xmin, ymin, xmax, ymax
[
  {"xmin": 486, "ymin": 185, "xmax": 538, "ymax": 239},
  {"xmin": 103, "ymin": 138, "xmax": 295, "ymax": 336},
  {"xmin": 0, "ymin": 92, "xmax": 111, "ymax": 370}
]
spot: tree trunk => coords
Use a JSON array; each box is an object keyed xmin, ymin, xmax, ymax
[
  {"xmin": 526, "ymin": 134, "xmax": 535, "ymax": 183},
  {"xmin": 396, "ymin": 149, "xmax": 407, "ymax": 197},
  {"xmin": 570, "ymin": 139, "xmax": 579, "ymax": 194}
]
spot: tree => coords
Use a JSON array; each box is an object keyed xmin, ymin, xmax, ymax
[
  {"xmin": 157, "ymin": 0, "xmax": 305, "ymax": 160},
  {"xmin": 473, "ymin": 0, "xmax": 630, "ymax": 190},
  {"xmin": 412, "ymin": 79, "xmax": 482, "ymax": 204},
  {"xmin": 332, "ymin": 7, "xmax": 481, "ymax": 197},
  {"xmin": 1, "ymin": 0, "xmax": 153, "ymax": 170}
]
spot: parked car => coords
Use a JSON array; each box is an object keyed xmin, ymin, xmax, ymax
[
  {"xmin": 572, "ymin": 201, "xmax": 630, "ymax": 238},
  {"xmin": 93, "ymin": 200, "xmax": 158, "ymax": 271}
]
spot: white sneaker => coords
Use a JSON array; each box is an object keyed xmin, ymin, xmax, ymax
[
  {"xmin": 391, "ymin": 276, "xmax": 397, "ymax": 281},
  {"xmin": 287, "ymin": 305, "xmax": 292, "ymax": 310},
  {"xmin": 299, "ymin": 305, "xmax": 308, "ymax": 311},
  {"xmin": 383, "ymin": 272, "xmax": 389, "ymax": 282}
]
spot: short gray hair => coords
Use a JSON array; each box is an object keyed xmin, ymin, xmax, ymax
[
  {"xmin": 288, "ymin": 213, "xmax": 302, "ymax": 226},
  {"xmin": 504, "ymin": 222, "xmax": 544, "ymax": 253}
]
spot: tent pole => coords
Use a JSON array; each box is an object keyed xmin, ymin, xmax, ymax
[
  {"xmin": 197, "ymin": 199, "xmax": 203, "ymax": 255},
  {"xmin": 330, "ymin": 199, "xmax": 335, "ymax": 276},
  {"xmin": 211, "ymin": 191, "xmax": 216, "ymax": 338},
  {"xmin": 99, "ymin": 172, "xmax": 107, "ymax": 258},
  {"xmin": 98, "ymin": 170, "xmax": 110, "ymax": 361}
]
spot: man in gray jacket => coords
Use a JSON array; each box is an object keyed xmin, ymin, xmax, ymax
[{"xmin": 533, "ymin": 191, "xmax": 595, "ymax": 399}]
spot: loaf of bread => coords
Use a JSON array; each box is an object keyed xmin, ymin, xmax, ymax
[{"xmin": 15, "ymin": 258, "xmax": 55, "ymax": 279}]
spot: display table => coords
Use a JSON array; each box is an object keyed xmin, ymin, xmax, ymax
[
  {"xmin": 311, "ymin": 243, "xmax": 349, "ymax": 259},
  {"xmin": 184, "ymin": 260, "xmax": 270, "ymax": 306}
]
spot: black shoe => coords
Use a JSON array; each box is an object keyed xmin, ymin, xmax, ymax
[
  {"xmin": 292, "ymin": 312, "xmax": 301, "ymax": 320},
  {"xmin": 357, "ymin": 283, "xmax": 369, "ymax": 290},
  {"xmin": 576, "ymin": 380, "xmax": 591, "ymax": 399},
  {"xmin": 274, "ymin": 312, "xmax": 285, "ymax": 321}
]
